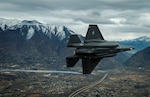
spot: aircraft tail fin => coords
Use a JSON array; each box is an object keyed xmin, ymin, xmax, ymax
[
  {"xmin": 85, "ymin": 25, "xmax": 104, "ymax": 41},
  {"xmin": 66, "ymin": 56, "xmax": 79, "ymax": 67},
  {"xmin": 67, "ymin": 35, "xmax": 81, "ymax": 44},
  {"xmin": 82, "ymin": 58, "xmax": 101, "ymax": 74}
]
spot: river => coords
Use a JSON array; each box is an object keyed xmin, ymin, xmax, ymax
[{"xmin": 0, "ymin": 69, "xmax": 82, "ymax": 74}]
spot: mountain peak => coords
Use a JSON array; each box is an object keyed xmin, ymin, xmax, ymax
[
  {"xmin": 135, "ymin": 36, "xmax": 150, "ymax": 42},
  {"xmin": 123, "ymin": 36, "xmax": 150, "ymax": 42},
  {"xmin": 120, "ymin": 36, "xmax": 150, "ymax": 54},
  {"xmin": 0, "ymin": 18, "xmax": 75, "ymax": 41},
  {"xmin": 0, "ymin": 18, "xmax": 21, "ymax": 30},
  {"xmin": 46, "ymin": 25, "xmax": 74, "ymax": 40},
  {"xmin": 0, "ymin": 18, "xmax": 77, "ymax": 69},
  {"xmin": 21, "ymin": 20, "xmax": 42, "ymax": 25}
]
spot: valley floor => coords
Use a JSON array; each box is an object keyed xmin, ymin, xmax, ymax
[{"xmin": 0, "ymin": 67, "xmax": 149, "ymax": 97}]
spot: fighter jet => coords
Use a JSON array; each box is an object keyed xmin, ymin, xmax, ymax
[{"xmin": 66, "ymin": 25, "xmax": 134, "ymax": 74}]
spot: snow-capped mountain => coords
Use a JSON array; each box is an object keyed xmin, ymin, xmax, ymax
[
  {"xmin": 0, "ymin": 18, "xmax": 149, "ymax": 70},
  {"xmin": 0, "ymin": 18, "xmax": 21, "ymax": 30},
  {"xmin": 0, "ymin": 18, "xmax": 74, "ymax": 41},
  {"xmin": 0, "ymin": 18, "xmax": 76, "ymax": 69},
  {"xmin": 120, "ymin": 36, "xmax": 150, "ymax": 54}
]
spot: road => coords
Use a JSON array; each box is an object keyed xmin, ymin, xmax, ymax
[{"xmin": 69, "ymin": 73, "xmax": 108, "ymax": 97}]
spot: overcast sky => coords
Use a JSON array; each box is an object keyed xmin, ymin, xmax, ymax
[{"xmin": 0, "ymin": 0, "xmax": 150, "ymax": 40}]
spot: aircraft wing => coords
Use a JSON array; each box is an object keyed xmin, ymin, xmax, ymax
[{"xmin": 82, "ymin": 58, "xmax": 101, "ymax": 74}]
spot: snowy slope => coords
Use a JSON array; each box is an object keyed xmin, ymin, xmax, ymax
[
  {"xmin": 0, "ymin": 18, "xmax": 21, "ymax": 30},
  {"xmin": 120, "ymin": 36, "xmax": 150, "ymax": 53},
  {"xmin": 0, "ymin": 18, "xmax": 76, "ymax": 68},
  {"xmin": 0, "ymin": 18, "xmax": 74, "ymax": 41}
]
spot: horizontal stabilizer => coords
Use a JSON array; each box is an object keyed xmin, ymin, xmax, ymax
[
  {"xmin": 66, "ymin": 56, "xmax": 79, "ymax": 67},
  {"xmin": 82, "ymin": 58, "xmax": 101, "ymax": 74}
]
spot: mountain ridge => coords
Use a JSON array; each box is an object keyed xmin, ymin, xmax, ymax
[
  {"xmin": 124, "ymin": 46, "xmax": 150, "ymax": 68},
  {"xmin": 120, "ymin": 36, "xmax": 150, "ymax": 54},
  {"xmin": 0, "ymin": 18, "xmax": 74, "ymax": 41},
  {"xmin": 0, "ymin": 18, "xmax": 76, "ymax": 69},
  {"xmin": 0, "ymin": 18, "xmax": 149, "ymax": 70}
]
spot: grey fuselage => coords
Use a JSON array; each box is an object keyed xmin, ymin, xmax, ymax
[
  {"xmin": 68, "ymin": 39, "xmax": 132, "ymax": 59},
  {"xmin": 66, "ymin": 24, "xmax": 134, "ymax": 74}
]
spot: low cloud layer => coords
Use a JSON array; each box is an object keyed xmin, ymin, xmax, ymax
[{"xmin": 0, "ymin": 0, "xmax": 150, "ymax": 40}]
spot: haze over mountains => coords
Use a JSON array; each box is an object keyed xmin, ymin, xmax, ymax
[
  {"xmin": 0, "ymin": 18, "xmax": 150, "ymax": 70},
  {"xmin": 124, "ymin": 46, "xmax": 150, "ymax": 68},
  {"xmin": 120, "ymin": 36, "xmax": 150, "ymax": 54}
]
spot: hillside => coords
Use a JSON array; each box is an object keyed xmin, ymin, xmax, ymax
[
  {"xmin": 124, "ymin": 46, "xmax": 150, "ymax": 68},
  {"xmin": 0, "ymin": 18, "xmax": 74, "ymax": 69},
  {"xmin": 0, "ymin": 18, "xmax": 147, "ymax": 71}
]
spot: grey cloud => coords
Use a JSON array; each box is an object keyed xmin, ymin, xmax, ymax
[
  {"xmin": 1, "ymin": 0, "xmax": 149, "ymax": 11},
  {"xmin": 0, "ymin": 0, "xmax": 99, "ymax": 11},
  {"xmin": 0, "ymin": 0, "xmax": 150, "ymax": 40},
  {"xmin": 2, "ymin": 0, "xmax": 148, "ymax": 11}
]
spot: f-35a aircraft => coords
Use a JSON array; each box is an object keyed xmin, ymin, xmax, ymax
[{"xmin": 66, "ymin": 25, "xmax": 134, "ymax": 74}]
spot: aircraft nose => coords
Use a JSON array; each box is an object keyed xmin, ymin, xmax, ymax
[{"xmin": 130, "ymin": 47, "xmax": 134, "ymax": 50}]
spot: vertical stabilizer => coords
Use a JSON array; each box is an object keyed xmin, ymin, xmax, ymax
[
  {"xmin": 67, "ymin": 35, "xmax": 81, "ymax": 44},
  {"xmin": 85, "ymin": 25, "xmax": 104, "ymax": 41}
]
